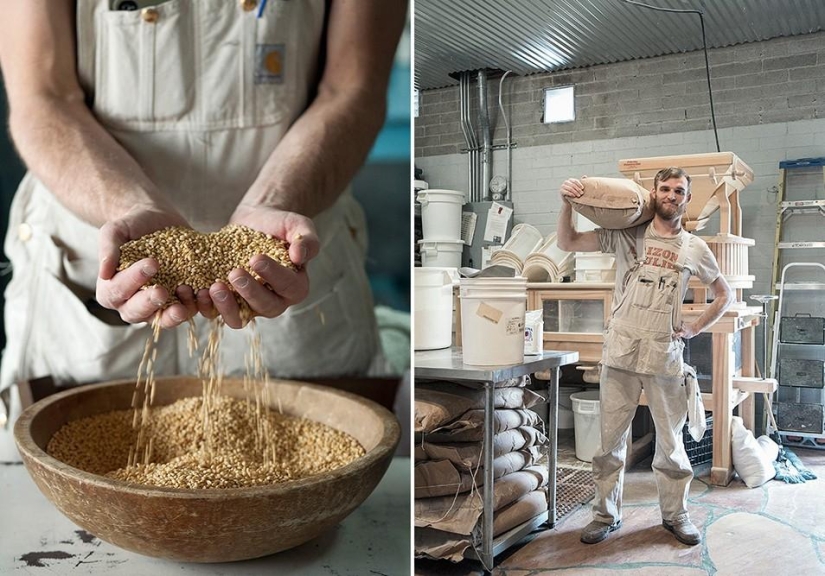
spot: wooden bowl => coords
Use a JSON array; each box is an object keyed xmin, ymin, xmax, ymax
[{"xmin": 14, "ymin": 377, "xmax": 400, "ymax": 563}]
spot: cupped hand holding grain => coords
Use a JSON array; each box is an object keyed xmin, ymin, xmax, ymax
[
  {"xmin": 116, "ymin": 216, "xmax": 304, "ymax": 329},
  {"xmin": 97, "ymin": 203, "xmax": 195, "ymax": 328},
  {"xmin": 202, "ymin": 205, "xmax": 319, "ymax": 329}
]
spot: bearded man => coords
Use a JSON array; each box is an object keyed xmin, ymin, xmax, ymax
[{"xmin": 556, "ymin": 167, "xmax": 734, "ymax": 546}]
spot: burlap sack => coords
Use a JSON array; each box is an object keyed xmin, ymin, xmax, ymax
[
  {"xmin": 415, "ymin": 382, "xmax": 543, "ymax": 433},
  {"xmin": 414, "ymin": 459, "xmax": 483, "ymax": 499},
  {"xmin": 421, "ymin": 426, "xmax": 547, "ymax": 468},
  {"xmin": 425, "ymin": 408, "xmax": 541, "ymax": 443},
  {"xmin": 415, "ymin": 490, "xmax": 548, "ymax": 562},
  {"xmin": 414, "ymin": 447, "xmax": 541, "ymax": 497},
  {"xmin": 415, "ymin": 466, "xmax": 549, "ymax": 535},
  {"xmin": 569, "ymin": 176, "xmax": 654, "ymax": 229}
]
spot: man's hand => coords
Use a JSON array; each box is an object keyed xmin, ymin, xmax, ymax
[
  {"xmin": 96, "ymin": 203, "xmax": 194, "ymax": 329},
  {"xmin": 197, "ymin": 204, "xmax": 320, "ymax": 329},
  {"xmin": 559, "ymin": 177, "xmax": 585, "ymax": 203},
  {"xmin": 674, "ymin": 322, "xmax": 699, "ymax": 340}
]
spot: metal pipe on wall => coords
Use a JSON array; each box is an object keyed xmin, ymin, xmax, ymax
[
  {"xmin": 461, "ymin": 72, "xmax": 480, "ymax": 202},
  {"xmin": 477, "ymin": 70, "xmax": 491, "ymax": 202},
  {"xmin": 458, "ymin": 73, "xmax": 473, "ymax": 201},
  {"xmin": 498, "ymin": 70, "xmax": 513, "ymax": 202}
]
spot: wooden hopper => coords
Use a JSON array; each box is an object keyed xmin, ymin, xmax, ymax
[
  {"xmin": 14, "ymin": 377, "xmax": 400, "ymax": 563},
  {"xmin": 618, "ymin": 152, "xmax": 754, "ymax": 234}
]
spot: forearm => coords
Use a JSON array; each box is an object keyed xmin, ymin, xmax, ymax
[
  {"xmin": 556, "ymin": 200, "xmax": 577, "ymax": 250},
  {"xmin": 9, "ymin": 95, "xmax": 176, "ymax": 227},
  {"xmin": 239, "ymin": 87, "xmax": 386, "ymax": 218},
  {"xmin": 689, "ymin": 289, "xmax": 734, "ymax": 334}
]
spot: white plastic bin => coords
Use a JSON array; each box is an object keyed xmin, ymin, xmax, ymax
[
  {"xmin": 414, "ymin": 268, "xmax": 457, "ymax": 351},
  {"xmin": 416, "ymin": 189, "xmax": 466, "ymax": 241},
  {"xmin": 459, "ymin": 276, "xmax": 527, "ymax": 365},
  {"xmin": 418, "ymin": 239, "xmax": 464, "ymax": 268},
  {"xmin": 571, "ymin": 390, "xmax": 602, "ymax": 462}
]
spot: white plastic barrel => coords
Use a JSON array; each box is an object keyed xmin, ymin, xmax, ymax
[
  {"xmin": 571, "ymin": 390, "xmax": 602, "ymax": 462},
  {"xmin": 418, "ymin": 239, "xmax": 464, "ymax": 268},
  {"xmin": 459, "ymin": 277, "xmax": 527, "ymax": 365},
  {"xmin": 416, "ymin": 189, "xmax": 466, "ymax": 241},
  {"xmin": 414, "ymin": 268, "xmax": 456, "ymax": 351}
]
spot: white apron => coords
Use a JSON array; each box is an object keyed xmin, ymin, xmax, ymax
[
  {"xmin": 0, "ymin": 0, "xmax": 379, "ymax": 457},
  {"xmin": 603, "ymin": 225, "xmax": 690, "ymax": 377}
]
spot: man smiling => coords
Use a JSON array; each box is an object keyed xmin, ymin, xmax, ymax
[{"xmin": 556, "ymin": 167, "xmax": 734, "ymax": 546}]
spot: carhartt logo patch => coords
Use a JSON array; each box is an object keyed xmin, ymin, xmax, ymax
[{"xmin": 255, "ymin": 44, "xmax": 285, "ymax": 84}]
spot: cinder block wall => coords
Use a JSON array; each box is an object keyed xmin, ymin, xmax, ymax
[
  {"xmin": 415, "ymin": 31, "xmax": 825, "ymax": 307},
  {"xmin": 415, "ymin": 31, "xmax": 825, "ymax": 156}
]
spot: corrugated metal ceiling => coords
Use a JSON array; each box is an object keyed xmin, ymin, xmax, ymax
[{"xmin": 414, "ymin": 0, "xmax": 825, "ymax": 90}]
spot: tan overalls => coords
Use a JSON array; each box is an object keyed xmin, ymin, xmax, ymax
[
  {"xmin": 0, "ymin": 0, "xmax": 379, "ymax": 460},
  {"xmin": 592, "ymin": 224, "xmax": 695, "ymax": 525}
]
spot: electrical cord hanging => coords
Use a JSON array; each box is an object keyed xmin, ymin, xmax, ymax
[{"xmin": 619, "ymin": 0, "xmax": 721, "ymax": 152}]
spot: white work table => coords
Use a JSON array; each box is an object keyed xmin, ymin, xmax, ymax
[{"xmin": 0, "ymin": 457, "xmax": 411, "ymax": 575}]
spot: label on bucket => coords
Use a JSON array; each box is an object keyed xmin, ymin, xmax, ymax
[
  {"xmin": 476, "ymin": 302, "xmax": 503, "ymax": 324},
  {"xmin": 506, "ymin": 317, "xmax": 525, "ymax": 335}
]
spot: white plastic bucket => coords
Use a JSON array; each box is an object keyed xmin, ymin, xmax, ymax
[
  {"xmin": 459, "ymin": 277, "xmax": 527, "ymax": 365},
  {"xmin": 416, "ymin": 189, "xmax": 466, "ymax": 241},
  {"xmin": 558, "ymin": 386, "xmax": 584, "ymax": 430},
  {"xmin": 501, "ymin": 223, "xmax": 544, "ymax": 261},
  {"xmin": 414, "ymin": 268, "xmax": 456, "ymax": 351},
  {"xmin": 571, "ymin": 390, "xmax": 602, "ymax": 462},
  {"xmin": 418, "ymin": 239, "xmax": 464, "ymax": 268}
]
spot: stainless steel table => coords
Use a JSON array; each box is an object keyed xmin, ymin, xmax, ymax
[
  {"xmin": 1, "ymin": 457, "xmax": 410, "ymax": 575},
  {"xmin": 414, "ymin": 348, "xmax": 579, "ymax": 569}
]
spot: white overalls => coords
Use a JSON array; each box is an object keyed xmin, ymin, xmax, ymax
[
  {"xmin": 592, "ymin": 225, "xmax": 694, "ymax": 525},
  {"xmin": 0, "ymin": 0, "xmax": 379, "ymax": 460}
]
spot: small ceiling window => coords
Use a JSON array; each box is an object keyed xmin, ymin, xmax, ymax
[{"xmin": 543, "ymin": 85, "xmax": 575, "ymax": 124}]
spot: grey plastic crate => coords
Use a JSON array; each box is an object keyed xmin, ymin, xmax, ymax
[
  {"xmin": 777, "ymin": 403, "xmax": 824, "ymax": 434},
  {"xmin": 779, "ymin": 358, "xmax": 825, "ymax": 388},
  {"xmin": 780, "ymin": 315, "xmax": 825, "ymax": 345}
]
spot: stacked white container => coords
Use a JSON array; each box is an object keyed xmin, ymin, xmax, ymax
[
  {"xmin": 573, "ymin": 212, "xmax": 617, "ymax": 282},
  {"xmin": 416, "ymin": 189, "xmax": 466, "ymax": 268},
  {"xmin": 575, "ymin": 253, "xmax": 617, "ymax": 283}
]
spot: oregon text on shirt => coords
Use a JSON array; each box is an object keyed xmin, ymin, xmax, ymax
[{"xmin": 643, "ymin": 242, "xmax": 680, "ymax": 270}]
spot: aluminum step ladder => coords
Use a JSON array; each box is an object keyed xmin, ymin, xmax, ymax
[{"xmin": 769, "ymin": 262, "xmax": 825, "ymax": 449}]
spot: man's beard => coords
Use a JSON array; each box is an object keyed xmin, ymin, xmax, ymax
[{"xmin": 651, "ymin": 195, "xmax": 685, "ymax": 221}]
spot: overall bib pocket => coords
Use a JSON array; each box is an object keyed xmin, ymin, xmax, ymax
[{"xmin": 94, "ymin": 0, "xmax": 194, "ymax": 126}]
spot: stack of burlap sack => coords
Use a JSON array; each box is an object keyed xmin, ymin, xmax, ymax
[{"xmin": 413, "ymin": 377, "xmax": 549, "ymax": 562}]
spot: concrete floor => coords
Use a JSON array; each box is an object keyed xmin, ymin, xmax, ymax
[{"xmin": 415, "ymin": 430, "xmax": 825, "ymax": 575}]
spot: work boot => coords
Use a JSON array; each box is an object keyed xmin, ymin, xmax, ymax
[
  {"xmin": 580, "ymin": 520, "xmax": 621, "ymax": 544},
  {"xmin": 662, "ymin": 517, "xmax": 702, "ymax": 545}
]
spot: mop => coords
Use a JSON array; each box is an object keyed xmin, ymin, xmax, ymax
[{"xmin": 764, "ymin": 393, "xmax": 817, "ymax": 484}]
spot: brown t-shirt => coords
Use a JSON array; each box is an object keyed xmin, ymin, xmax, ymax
[{"xmin": 597, "ymin": 222, "xmax": 722, "ymax": 313}]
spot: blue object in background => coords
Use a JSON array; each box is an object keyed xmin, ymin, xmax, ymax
[
  {"xmin": 352, "ymin": 57, "xmax": 411, "ymax": 312},
  {"xmin": 368, "ymin": 63, "xmax": 410, "ymax": 163}
]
